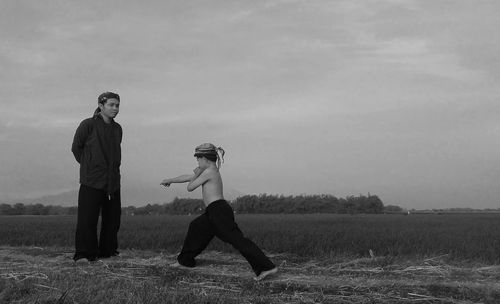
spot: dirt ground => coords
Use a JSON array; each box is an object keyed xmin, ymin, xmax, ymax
[{"xmin": 1, "ymin": 246, "xmax": 500, "ymax": 303}]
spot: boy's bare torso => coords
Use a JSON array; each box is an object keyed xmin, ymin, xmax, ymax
[{"xmin": 201, "ymin": 168, "xmax": 224, "ymax": 207}]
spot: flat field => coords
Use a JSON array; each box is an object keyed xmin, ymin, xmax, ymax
[
  {"xmin": 1, "ymin": 214, "xmax": 500, "ymax": 303},
  {"xmin": 2, "ymin": 214, "xmax": 500, "ymax": 262}
]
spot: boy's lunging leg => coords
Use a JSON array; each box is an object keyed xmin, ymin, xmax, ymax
[
  {"xmin": 218, "ymin": 225, "xmax": 275, "ymax": 275},
  {"xmin": 177, "ymin": 213, "xmax": 215, "ymax": 267},
  {"xmin": 208, "ymin": 201, "xmax": 275, "ymax": 275}
]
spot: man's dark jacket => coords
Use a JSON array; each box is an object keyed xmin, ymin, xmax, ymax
[{"xmin": 72, "ymin": 115, "xmax": 122, "ymax": 195}]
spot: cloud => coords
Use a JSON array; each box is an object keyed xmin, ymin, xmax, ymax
[
  {"xmin": 228, "ymin": 9, "xmax": 254, "ymax": 22},
  {"xmin": 1, "ymin": 0, "xmax": 499, "ymax": 208},
  {"xmin": 359, "ymin": 38, "xmax": 484, "ymax": 82},
  {"xmin": 137, "ymin": 99, "xmax": 325, "ymax": 129}
]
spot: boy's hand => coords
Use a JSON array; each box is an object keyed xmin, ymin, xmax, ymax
[{"xmin": 160, "ymin": 179, "xmax": 171, "ymax": 187}]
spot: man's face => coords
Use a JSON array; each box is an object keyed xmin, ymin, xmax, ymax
[{"xmin": 99, "ymin": 98, "xmax": 120, "ymax": 119}]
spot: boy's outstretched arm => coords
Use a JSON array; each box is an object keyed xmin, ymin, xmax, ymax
[
  {"xmin": 161, "ymin": 167, "xmax": 205, "ymax": 187},
  {"xmin": 161, "ymin": 174, "xmax": 193, "ymax": 187}
]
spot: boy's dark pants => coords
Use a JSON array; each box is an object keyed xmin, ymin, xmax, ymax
[
  {"xmin": 177, "ymin": 200, "xmax": 275, "ymax": 275},
  {"xmin": 74, "ymin": 184, "xmax": 121, "ymax": 260}
]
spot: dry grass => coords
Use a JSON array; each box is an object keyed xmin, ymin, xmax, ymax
[{"xmin": 1, "ymin": 246, "xmax": 500, "ymax": 303}]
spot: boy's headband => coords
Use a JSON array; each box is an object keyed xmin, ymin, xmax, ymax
[{"xmin": 194, "ymin": 143, "xmax": 225, "ymax": 168}]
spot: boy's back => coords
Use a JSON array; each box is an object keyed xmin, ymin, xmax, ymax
[{"xmin": 200, "ymin": 167, "xmax": 224, "ymax": 207}]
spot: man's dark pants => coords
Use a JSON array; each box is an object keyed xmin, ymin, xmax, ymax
[
  {"xmin": 177, "ymin": 199, "xmax": 275, "ymax": 276},
  {"xmin": 74, "ymin": 184, "xmax": 121, "ymax": 260}
]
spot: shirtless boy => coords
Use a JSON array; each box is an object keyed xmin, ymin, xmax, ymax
[{"xmin": 161, "ymin": 143, "xmax": 278, "ymax": 280}]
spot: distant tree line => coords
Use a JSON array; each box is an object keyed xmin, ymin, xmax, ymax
[
  {"xmin": 122, "ymin": 198, "xmax": 204, "ymax": 215},
  {"xmin": 0, "ymin": 203, "xmax": 77, "ymax": 215},
  {"xmin": 231, "ymin": 194, "xmax": 385, "ymax": 214},
  {"xmin": 1, "ymin": 194, "xmax": 392, "ymax": 215}
]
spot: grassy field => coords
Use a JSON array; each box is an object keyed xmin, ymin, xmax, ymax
[
  {"xmin": 1, "ymin": 213, "xmax": 500, "ymax": 262},
  {"xmin": 2, "ymin": 214, "xmax": 500, "ymax": 303}
]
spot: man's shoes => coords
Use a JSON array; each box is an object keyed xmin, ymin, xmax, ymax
[
  {"xmin": 254, "ymin": 267, "xmax": 278, "ymax": 281},
  {"xmin": 98, "ymin": 251, "xmax": 120, "ymax": 259}
]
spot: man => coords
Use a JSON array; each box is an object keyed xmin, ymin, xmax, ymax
[
  {"xmin": 71, "ymin": 92, "xmax": 122, "ymax": 263},
  {"xmin": 161, "ymin": 143, "xmax": 278, "ymax": 280}
]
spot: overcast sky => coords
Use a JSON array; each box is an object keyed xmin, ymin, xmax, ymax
[{"xmin": 1, "ymin": 0, "xmax": 499, "ymax": 209}]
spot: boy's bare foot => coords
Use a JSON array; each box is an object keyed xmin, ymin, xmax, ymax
[
  {"xmin": 170, "ymin": 262, "xmax": 190, "ymax": 269},
  {"xmin": 74, "ymin": 257, "xmax": 96, "ymax": 265},
  {"xmin": 74, "ymin": 258, "xmax": 89, "ymax": 265},
  {"xmin": 254, "ymin": 267, "xmax": 278, "ymax": 281}
]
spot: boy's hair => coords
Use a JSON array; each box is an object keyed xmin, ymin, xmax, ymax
[
  {"xmin": 199, "ymin": 154, "xmax": 218, "ymax": 162},
  {"xmin": 94, "ymin": 91, "xmax": 120, "ymax": 116},
  {"xmin": 194, "ymin": 143, "xmax": 225, "ymax": 168}
]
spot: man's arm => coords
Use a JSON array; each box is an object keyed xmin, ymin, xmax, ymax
[
  {"xmin": 118, "ymin": 123, "xmax": 123, "ymax": 144},
  {"xmin": 71, "ymin": 120, "xmax": 90, "ymax": 163},
  {"xmin": 187, "ymin": 169, "xmax": 210, "ymax": 192}
]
